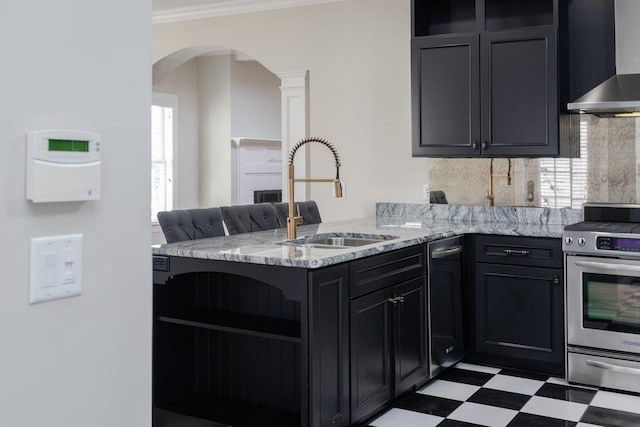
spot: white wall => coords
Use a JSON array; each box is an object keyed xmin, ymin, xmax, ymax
[
  {"xmin": 616, "ymin": 0, "xmax": 640, "ymax": 74},
  {"xmin": 153, "ymin": 0, "xmax": 428, "ymax": 221},
  {"xmin": 231, "ymin": 60, "xmax": 282, "ymax": 139},
  {"xmin": 0, "ymin": 1, "xmax": 152, "ymax": 426}
]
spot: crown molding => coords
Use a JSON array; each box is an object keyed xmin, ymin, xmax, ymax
[{"xmin": 153, "ymin": 0, "xmax": 348, "ymax": 24}]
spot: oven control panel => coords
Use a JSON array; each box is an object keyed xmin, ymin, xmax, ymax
[
  {"xmin": 596, "ymin": 236, "xmax": 640, "ymax": 252},
  {"xmin": 563, "ymin": 230, "xmax": 640, "ymax": 258}
]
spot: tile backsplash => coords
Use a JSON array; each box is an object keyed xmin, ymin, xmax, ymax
[{"xmin": 429, "ymin": 116, "xmax": 640, "ymax": 208}]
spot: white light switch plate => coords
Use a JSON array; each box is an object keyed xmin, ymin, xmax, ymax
[{"xmin": 30, "ymin": 234, "xmax": 83, "ymax": 304}]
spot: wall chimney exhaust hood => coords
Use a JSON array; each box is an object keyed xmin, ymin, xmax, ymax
[{"xmin": 568, "ymin": 74, "xmax": 640, "ymax": 118}]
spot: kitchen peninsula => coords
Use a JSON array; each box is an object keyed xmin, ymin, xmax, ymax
[{"xmin": 152, "ymin": 203, "xmax": 580, "ymax": 427}]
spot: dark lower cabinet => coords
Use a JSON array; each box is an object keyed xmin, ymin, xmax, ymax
[
  {"xmin": 466, "ymin": 235, "xmax": 565, "ymax": 376},
  {"xmin": 394, "ymin": 279, "xmax": 428, "ymax": 394},
  {"xmin": 153, "ymin": 244, "xmax": 428, "ymax": 427},
  {"xmin": 309, "ymin": 265, "xmax": 350, "ymax": 427},
  {"xmin": 349, "ymin": 287, "xmax": 393, "ymax": 423},
  {"xmin": 474, "ymin": 264, "xmax": 563, "ymax": 364},
  {"xmin": 153, "ymin": 258, "xmax": 349, "ymax": 427},
  {"xmin": 154, "ymin": 235, "xmax": 567, "ymax": 426},
  {"xmin": 349, "ymin": 277, "xmax": 427, "ymax": 424}
]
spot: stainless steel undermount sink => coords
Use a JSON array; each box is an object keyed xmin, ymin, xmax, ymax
[
  {"xmin": 279, "ymin": 233, "xmax": 399, "ymax": 249},
  {"xmin": 304, "ymin": 236, "xmax": 386, "ymax": 247}
]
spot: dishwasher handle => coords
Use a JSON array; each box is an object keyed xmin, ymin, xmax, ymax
[{"xmin": 431, "ymin": 245, "xmax": 463, "ymax": 259}]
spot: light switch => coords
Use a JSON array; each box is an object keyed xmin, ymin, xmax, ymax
[
  {"xmin": 30, "ymin": 234, "xmax": 83, "ymax": 304},
  {"xmin": 61, "ymin": 247, "xmax": 76, "ymax": 284},
  {"xmin": 42, "ymin": 252, "xmax": 57, "ymax": 288}
]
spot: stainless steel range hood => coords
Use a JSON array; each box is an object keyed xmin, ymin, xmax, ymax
[{"xmin": 568, "ymin": 74, "xmax": 640, "ymax": 117}]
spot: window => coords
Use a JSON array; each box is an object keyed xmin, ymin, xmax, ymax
[
  {"xmin": 539, "ymin": 117, "xmax": 588, "ymax": 209},
  {"xmin": 151, "ymin": 93, "xmax": 177, "ymax": 223}
]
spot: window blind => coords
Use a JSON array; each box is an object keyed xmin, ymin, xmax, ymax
[{"xmin": 539, "ymin": 118, "xmax": 588, "ymax": 209}]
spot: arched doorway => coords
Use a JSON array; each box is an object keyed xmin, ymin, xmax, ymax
[{"xmin": 152, "ymin": 46, "xmax": 309, "ymax": 217}]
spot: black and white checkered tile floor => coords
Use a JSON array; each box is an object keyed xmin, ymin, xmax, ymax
[{"xmin": 367, "ymin": 362, "xmax": 640, "ymax": 427}]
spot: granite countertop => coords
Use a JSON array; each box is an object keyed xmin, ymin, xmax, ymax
[{"xmin": 152, "ymin": 203, "xmax": 581, "ymax": 269}]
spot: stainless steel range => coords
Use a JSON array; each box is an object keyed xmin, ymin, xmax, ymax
[{"xmin": 564, "ymin": 203, "xmax": 640, "ymax": 393}]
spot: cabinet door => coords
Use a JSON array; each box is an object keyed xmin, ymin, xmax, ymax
[
  {"xmin": 394, "ymin": 277, "xmax": 428, "ymax": 395},
  {"xmin": 309, "ymin": 265, "xmax": 350, "ymax": 427},
  {"xmin": 412, "ymin": 34, "xmax": 480, "ymax": 157},
  {"xmin": 350, "ymin": 287, "xmax": 393, "ymax": 424},
  {"xmin": 474, "ymin": 263, "xmax": 564, "ymax": 366},
  {"xmin": 480, "ymin": 26, "xmax": 558, "ymax": 156}
]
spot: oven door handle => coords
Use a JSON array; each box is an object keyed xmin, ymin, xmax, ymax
[
  {"xmin": 574, "ymin": 260, "xmax": 640, "ymax": 274},
  {"xmin": 587, "ymin": 359, "xmax": 640, "ymax": 376}
]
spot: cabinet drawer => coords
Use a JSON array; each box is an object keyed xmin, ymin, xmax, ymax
[
  {"xmin": 350, "ymin": 245, "xmax": 426, "ymax": 299},
  {"xmin": 474, "ymin": 235, "xmax": 562, "ymax": 268}
]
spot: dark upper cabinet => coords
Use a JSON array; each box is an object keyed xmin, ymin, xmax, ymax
[
  {"xmin": 411, "ymin": 0, "xmax": 615, "ymax": 158},
  {"xmin": 480, "ymin": 27, "xmax": 557, "ymax": 156},
  {"xmin": 412, "ymin": 35, "xmax": 479, "ymax": 156}
]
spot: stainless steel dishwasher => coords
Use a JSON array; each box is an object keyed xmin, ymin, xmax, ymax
[{"xmin": 428, "ymin": 236, "xmax": 465, "ymax": 378}]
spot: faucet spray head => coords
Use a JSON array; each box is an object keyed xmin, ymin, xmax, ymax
[
  {"xmin": 334, "ymin": 165, "xmax": 343, "ymax": 197},
  {"xmin": 335, "ymin": 181, "xmax": 343, "ymax": 198}
]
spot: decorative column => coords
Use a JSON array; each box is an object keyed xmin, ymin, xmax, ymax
[{"xmin": 278, "ymin": 71, "xmax": 309, "ymax": 202}]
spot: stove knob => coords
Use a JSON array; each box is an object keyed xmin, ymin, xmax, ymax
[
  {"xmin": 564, "ymin": 237, "xmax": 573, "ymax": 246},
  {"xmin": 577, "ymin": 237, "xmax": 586, "ymax": 246}
]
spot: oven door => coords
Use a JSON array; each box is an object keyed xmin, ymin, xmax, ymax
[{"xmin": 567, "ymin": 255, "xmax": 640, "ymax": 354}]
